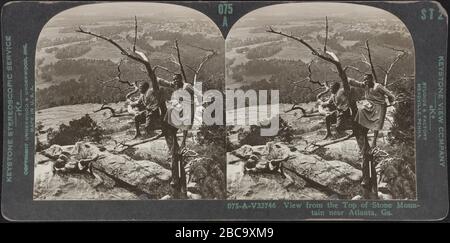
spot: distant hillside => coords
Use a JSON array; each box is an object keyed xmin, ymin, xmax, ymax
[{"xmin": 36, "ymin": 19, "xmax": 224, "ymax": 109}]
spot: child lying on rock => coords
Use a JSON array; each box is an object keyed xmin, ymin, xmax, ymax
[
  {"xmin": 243, "ymin": 142, "xmax": 292, "ymax": 177},
  {"xmin": 52, "ymin": 153, "xmax": 100, "ymax": 175}
]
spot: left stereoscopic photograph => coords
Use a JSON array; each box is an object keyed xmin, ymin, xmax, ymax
[{"xmin": 33, "ymin": 2, "xmax": 226, "ymax": 200}]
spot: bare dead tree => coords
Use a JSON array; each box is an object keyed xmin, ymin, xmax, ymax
[
  {"xmin": 182, "ymin": 42, "xmax": 218, "ymax": 84},
  {"xmin": 94, "ymin": 103, "xmax": 117, "ymax": 117},
  {"xmin": 96, "ymin": 59, "xmax": 142, "ymax": 117},
  {"xmin": 324, "ymin": 16, "xmax": 328, "ymax": 53},
  {"xmin": 386, "ymin": 75, "xmax": 414, "ymax": 88},
  {"xmin": 267, "ymin": 17, "xmax": 378, "ymax": 199},
  {"xmin": 169, "ymin": 41, "xmax": 218, "ymax": 85},
  {"xmin": 114, "ymin": 133, "xmax": 165, "ymax": 153},
  {"xmin": 77, "ymin": 17, "xmax": 186, "ymax": 199},
  {"xmin": 285, "ymin": 104, "xmax": 325, "ymax": 118},
  {"xmin": 379, "ymin": 46, "xmax": 408, "ymax": 86},
  {"xmin": 153, "ymin": 65, "xmax": 177, "ymax": 75},
  {"xmin": 286, "ymin": 61, "xmax": 331, "ymax": 117},
  {"xmin": 98, "ymin": 59, "xmax": 135, "ymax": 87},
  {"xmin": 363, "ymin": 40, "xmax": 379, "ymax": 83},
  {"xmin": 360, "ymin": 42, "xmax": 409, "ymax": 87},
  {"xmin": 174, "ymin": 40, "xmax": 189, "ymax": 84},
  {"xmin": 125, "ymin": 81, "xmax": 140, "ymax": 100},
  {"xmin": 305, "ymin": 133, "xmax": 354, "ymax": 153},
  {"xmin": 344, "ymin": 65, "xmax": 366, "ymax": 75},
  {"xmin": 133, "ymin": 16, "xmax": 138, "ymax": 53}
]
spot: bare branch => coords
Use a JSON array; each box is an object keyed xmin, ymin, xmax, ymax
[
  {"xmin": 293, "ymin": 61, "xmax": 326, "ymax": 88},
  {"xmin": 174, "ymin": 40, "xmax": 188, "ymax": 83},
  {"xmin": 386, "ymin": 75, "xmax": 414, "ymax": 87},
  {"xmin": 115, "ymin": 59, "xmax": 135, "ymax": 87},
  {"xmin": 364, "ymin": 40, "xmax": 379, "ymax": 83},
  {"xmin": 97, "ymin": 59, "xmax": 137, "ymax": 99},
  {"xmin": 169, "ymin": 54, "xmax": 195, "ymax": 73},
  {"xmin": 77, "ymin": 19, "xmax": 160, "ymax": 97},
  {"xmin": 285, "ymin": 104, "xmax": 325, "ymax": 118},
  {"xmin": 292, "ymin": 85, "xmax": 313, "ymax": 92},
  {"xmin": 153, "ymin": 65, "xmax": 177, "ymax": 74},
  {"xmin": 182, "ymin": 42, "xmax": 216, "ymax": 53},
  {"xmin": 266, "ymin": 26, "xmax": 337, "ymax": 64},
  {"xmin": 361, "ymin": 53, "xmax": 370, "ymax": 66},
  {"xmin": 175, "ymin": 41, "xmax": 218, "ymax": 84},
  {"xmin": 184, "ymin": 64, "xmax": 197, "ymax": 73},
  {"xmin": 305, "ymin": 61, "xmax": 322, "ymax": 86},
  {"xmin": 193, "ymin": 50, "xmax": 217, "ymax": 84},
  {"xmin": 376, "ymin": 65, "xmax": 388, "ymax": 74},
  {"xmin": 382, "ymin": 49, "xmax": 408, "ymax": 86},
  {"xmin": 134, "ymin": 50, "xmax": 149, "ymax": 62},
  {"xmin": 304, "ymin": 133, "xmax": 354, "ymax": 153},
  {"xmin": 168, "ymin": 54, "xmax": 180, "ymax": 66},
  {"xmin": 380, "ymin": 44, "xmax": 408, "ymax": 53},
  {"xmin": 325, "ymin": 50, "xmax": 340, "ymax": 62},
  {"xmin": 94, "ymin": 104, "xmax": 116, "ymax": 117},
  {"xmin": 133, "ymin": 16, "xmax": 138, "ymax": 52},
  {"xmin": 344, "ymin": 65, "xmax": 365, "ymax": 75},
  {"xmin": 324, "ymin": 16, "xmax": 328, "ymax": 53},
  {"xmin": 94, "ymin": 103, "xmax": 133, "ymax": 119},
  {"xmin": 125, "ymin": 81, "xmax": 139, "ymax": 100},
  {"xmin": 293, "ymin": 61, "xmax": 331, "ymax": 100},
  {"xmin": 76, "ymin": 26, "xmax": 145, "ymax": 64},
  {"xmin": 266, "ymin": 23, "xmax": 351, "ymax": 102},
  {"xmin": 116, "ymin": 133, "xmax": 164, "ymax": 152},
  {"xmin": 316, "ymin": 81, "xmax": 331, "ymax": 100},
  {"xmin": 104, "ymin": 84, "xmax": 122, "ymax": 91}
]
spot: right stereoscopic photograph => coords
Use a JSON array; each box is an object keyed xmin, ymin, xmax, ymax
[{"xmin": 226, "ymin": 2, "xmax": 416, "ymax": 200}]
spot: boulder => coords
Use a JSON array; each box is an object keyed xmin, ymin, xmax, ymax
[
  {"xmin": 36, "ymin": 153, "xmax": 50, "ymax": 164},
  {"xmin": 33, "ymin": 161, "xmax": 138, "ymax": 200},
  {"xmin": 40, "ymin": 142, "xmax": 171, "ymax": 199},
  {"xmin": 228, "ymin": 142, "xmax": 363, "ymax": 199},
  {"xmin": 378, "ymin": 192, "xmax": 393, "ymax": 200},
  {"xmin": 187, "ymin": 191, "xmax": 202, "ymax": 200},
  {"xmin": 160, "ymin": 194, "xmax": 172, "ymax": 200},
  {"xmin": 232, "ymin": 142, "xmax": 290, "ymax": 162},
  {"xmin": 186, "ymin": 157, "xmax": 226, "ymax": 199},
  {"xmin": 378, "ymin": 182, "xmax": 390, "ymax": 194},
  {"xmin": 227, "ymin": 148, "xmax": 328, "ymax": 200},
  {"xmin": 319, "ymin": 139, "xmax": 362, "ymax": 169},
  {"xmin": 132, "ymin": 139, "xmax": 170, "ymax": 166},
  {"xmin": 231, "ymin": 144, "xmax": 258, "ymax": 159},
  {"xmin": 187, "ymin": 182, "xmax": 201, "ymax": 194},
  {"xmin": 284, "ymin": 151, "xmax": 362, "ymax": 197},
  {"xmin": 227, "ymin": 159, "xmax": 327, "ymax": 200},
  {"xmin": 95, "ymin": 155, "xmax": 171, "ymax": 198}
]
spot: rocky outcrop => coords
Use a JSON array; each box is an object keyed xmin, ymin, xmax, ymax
[
  {"xmin": 36, "ymin": 142, "xmax": 171, "ymax": 200},
  {"xmin": 283, "ymin": 151, "xmax": 362, "ymax": 197},
  {"xmin": 227, "ymin": 142, "xmax": 362, "ymax": 199},
  {"xmin": 186, "ymin": 157, "xmax": 226, "ymax": 199},
  {"xmin": 318, "ymin": 140, "xmax": 361, "ymax": 169},
  {"xmin": 34, "ymin": 162, "xmax": 139, "ymax": 200},
  {"xmin": 227, "ymin": 155, "xmax": 328, "ymax": 200}
]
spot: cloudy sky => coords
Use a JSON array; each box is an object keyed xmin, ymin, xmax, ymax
[
  {"xmin": 51, "ymin": 2, "xmax": 206, "ymax": 22},
  {"xmin": 243, "ymin": 2, "xmax": 400, "ymax": 20}
]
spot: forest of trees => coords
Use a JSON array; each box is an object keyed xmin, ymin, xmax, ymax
[
  {"xmin": 231, "ymin": 47, "xmax": 414, "ymax": 106},
  {"xmin": 36, "ymin": 29, "xmax": 224, "ymax": 109},
  {"xmin": 226, "ymin": 36, "xmax": 282, "ymax": 49},
  {"xmin": 37, "ymin": 35, "xmax": 93, "ymax": 49},
  {"xmin": 245, "ymin": 43, "xmax": 282, "ymax": 59},
  {"xmin": 54, "ymin": 44, "xmax": 92, "ymax": 59}
]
